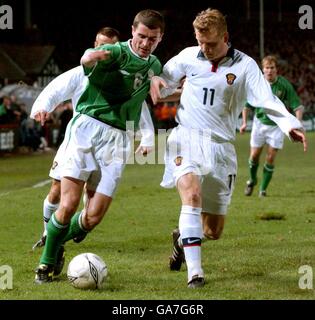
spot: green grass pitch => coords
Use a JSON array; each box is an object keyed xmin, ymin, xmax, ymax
[{"xmin": 0, "ymin": 132, "xmax": 314, "ymax": 300}]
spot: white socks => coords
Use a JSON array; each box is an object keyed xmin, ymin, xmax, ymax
[
  {"xmin": 179, "ymin": 205, "xmax": 204, "ymax": 281},
  {"xmin": 43, "ymin": 196, "xmax": 59, "ymax": 235}
]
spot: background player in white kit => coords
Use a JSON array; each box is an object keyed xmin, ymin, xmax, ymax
[{"xmin": 150, "ymin": 8, "xmax": 307, "ymax": 288}]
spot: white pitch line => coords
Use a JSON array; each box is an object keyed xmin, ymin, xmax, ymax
[
  {"xmin": 32, "ymin": 179, "xmax": 51, "ymax": 188},
  {"xmin": 0, "ymin": 191, "xmax": 10, "ymax": 197},
  {"xmin": 0, "ymin": 179, "xmax": 52, "ymax": 198}
]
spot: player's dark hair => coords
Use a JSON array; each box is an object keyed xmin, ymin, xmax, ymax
[
  {"xmin": 97, "ymin": 27, "xmax": 120, "ymax": 40},
  {"xmin": 133, "ymin": 9, "xmax": 165, "ymax": 33}
]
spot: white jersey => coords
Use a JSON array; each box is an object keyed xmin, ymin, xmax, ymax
[
  {"xmin": 160, "ymin": 46, "xmax": 303, "ymax": 142},
  {"xmin": 31, "ymin": 66, "xmax": 85, "ymax": 117},
  {"xmin": 30, "ymin": 66, "xmax": 154, "ymax": 147}
]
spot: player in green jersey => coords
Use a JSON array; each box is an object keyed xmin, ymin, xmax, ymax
[
  {"xmin": 240, "ymin": 55, "xmax": 304, "ymax": 197},
  {"xmin": 34, "ymin": 9, "xmax": 165, "ymax": 284},
  {"xmin": 31, "ymin": 27, "xmax": 121, "ymax": 253}
]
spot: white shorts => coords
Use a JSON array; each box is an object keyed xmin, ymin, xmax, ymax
[
  {"xmin": 161, "ymin": 125, "xmax": 237, "ymax": 215},
  {"xmin": 61, "ymin": 114, "xmax": 131, "ymax": 197},
  {"xmin": 49, "ymin": 139, "xmax": 67, "ymax": 181},
  {"xmin": 250, "ymin": 117, "xmax": 284, "ymax": 149},
  {"xmin": 50, "ymin": 113, "xmax": 78, "ymax": 180}
]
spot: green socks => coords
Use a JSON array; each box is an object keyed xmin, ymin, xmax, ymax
[
  {"xmin": 248, "ymin": 159, "xmax": 259, "ymax": 185},
  {"xmin": 40, "ymin": 212, "xmax": 89, "ymax": 266},
  {"xmin": 63, "ymin": 211, "xmax": 88, "ymax": 243},
  {"xmin": 40, "ymin": 214, "xmax": 69, "ymax": 265},
  {"xmin": 260, "ymin": 163, "xmax": 274, "ymax": 191}
]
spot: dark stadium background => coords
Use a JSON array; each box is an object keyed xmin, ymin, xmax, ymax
[
  {"xmin": 0, "ymin": 0, "xmax": 312, "ymax": 68},
  {"xmin": 0, "ymin": 0, "xmax": 314, "ymax": 119}
]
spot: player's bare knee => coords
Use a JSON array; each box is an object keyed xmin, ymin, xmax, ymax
[
  {"xmin": 60, "ymin": 198, "xmax": 80, "ymax": 215},
  {"xmin": 186, "ymin": 190, "xmax": 202, "ymax": 205}
]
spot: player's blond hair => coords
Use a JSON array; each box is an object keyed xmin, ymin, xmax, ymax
[
  {"xmin": 262, "ymin": 55, "xmax": 278, "ymax": 68},
  {"xmin": 193, "ymin": 8, "xmax": 227, "ymax": 36}
]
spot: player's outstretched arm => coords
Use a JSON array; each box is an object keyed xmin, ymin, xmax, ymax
[
  {"xmin": 137, "ymin": 101, "xmax": 155, "ymax": 155},
  {"xmin": 239, "ymin": 108, "xmax": 249, "ymax": 134},
  {"xmin": 289, "ymin": 129, "xmax": 307, "ymax": 152},
  {"xmin": 80, "ymin": 50, "xmax": 111, "ymax": 68}
]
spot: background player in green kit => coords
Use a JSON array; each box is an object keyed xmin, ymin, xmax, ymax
[
  {"xmin": 240, "ymin": 55, "xmax": 304, "ymax": 197},
  {"xmin": 33, "ymin": 9, "xmax": 164, "ymax": 284}
]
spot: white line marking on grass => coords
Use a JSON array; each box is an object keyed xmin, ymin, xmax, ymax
[
  {"xmin": 32, "ymin": 179, "xmax": 51, "ymax": 188},
  {"xmin": 0, "ymin": 179, "xmax": 52, "ymax": 197},
  {"xmin": 0, "ymin": 192, "xmax": 10, "ymax": 197}
]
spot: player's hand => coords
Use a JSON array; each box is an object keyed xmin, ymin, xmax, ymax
[
  {"xmin": 289, "ymin": 129, "xmax": 307, "ymax": 152},
  {"xmin": 135, "ymin": 145, "xmax": 153, "ymax": 156},
  {"xmin": 150, "ymin": 76, "xmax": 168, "ymax": 105},
  {"xmin": 239, "ymin": 123, "xmax": 247, "ymax": 134},
  {"xmin": 34, "ymin": 111, "xmax": 49, "ymax": 126}
]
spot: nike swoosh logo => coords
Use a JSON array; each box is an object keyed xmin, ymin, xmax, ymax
[
  {"xmin": 191, "ymin": 73, "xmax": 197, "ymax": 76},
  {"xmin": 187, "ymin": 239, "xmax": 200, "ymax": 244}
]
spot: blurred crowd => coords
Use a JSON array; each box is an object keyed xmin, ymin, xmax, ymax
[
  {"xmin": 235, "ymin": 17, "xmax": 315, "ymax": 114},
  {"xmin": 0, "ymin": 95, "xmax": 73, "ymax": 153}
]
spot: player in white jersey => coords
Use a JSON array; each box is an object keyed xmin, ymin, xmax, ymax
[
  {"xmin": 30, "ymin": 27, "xmax": 121, "ymax": 252},
  {"xmin": 150, "ymin": 8, "xmax": 307, "ymax": 288}
]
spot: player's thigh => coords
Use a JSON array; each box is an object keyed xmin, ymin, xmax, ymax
[{"xmin": 177, "ymin": 173, "xmax": 202, "ymax": 205}]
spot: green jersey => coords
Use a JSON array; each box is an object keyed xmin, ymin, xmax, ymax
[
  {"xmin": 76, "ymin": 41, "xmax": 162, "ymax": 130},
  {"xmin": 0, "ymin": 104, "xmax": 5, "ymax": 116},
  {"xmin": 246, "ymin": 75, "xmax": 301, "ymax": 126}
]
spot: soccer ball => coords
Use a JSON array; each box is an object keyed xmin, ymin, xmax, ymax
[{"xmin": 67, "ymin": 253, "xmax": 108, "ymax": 289}]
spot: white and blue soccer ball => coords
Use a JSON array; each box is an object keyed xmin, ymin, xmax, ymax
[{"xmin": 67, "ymin": 253, "xmax": 108, "ymax": 290}]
